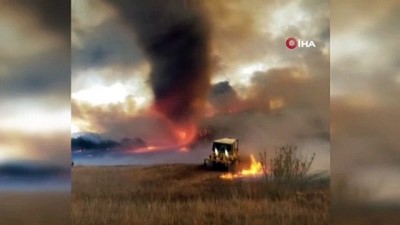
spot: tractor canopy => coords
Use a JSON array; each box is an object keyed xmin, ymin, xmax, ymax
[{"xmin": 212, "ymin": 138, "xmax": 238, "ymax": 155}]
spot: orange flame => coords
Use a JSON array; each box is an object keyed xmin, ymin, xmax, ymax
[
  {"xmin": 147, "ymin": 146, "xmax": 156, "ymax": 150},
  {"xmin": 127, "ymin": 107, "xmax": 198, "ymax": 154},
  {"xmin": 269, "ymin": 97, "xmax": 285, "ymax": 110},
  {"xmin": 220, "ymin": 155, "xmax": 265, "ymax": 180}
]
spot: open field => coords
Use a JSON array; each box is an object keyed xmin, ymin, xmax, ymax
[
  {"xmin": 72, "ymin": 164, "xmax": 329, "ymax": 225},
  {"xmin": 332, "ymin": 205, "xmax": 400, "ymax": 225},
  {"xmin": 0, "ymin": 192, "xmax": 70, "ymax": 225}
]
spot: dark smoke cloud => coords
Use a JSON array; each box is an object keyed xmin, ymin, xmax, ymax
[
  {"xmin": 110, "ymin": 0, "xmax": 211, "ymax": 124},
  {"xmin": 0, "ymin": 51, "xmax": 70, "ymax": 102},
  {"xmin": 0, "ymin": 1, "xmax": 71, "ymax": 103},
  {"xmin": 5, "ymin": 0, "xmax": 71, "ymax": 41},
  {"xmin": 209, "ymin": 81, "xmax": 239, "ymax": 113},
  {"xmin": 250, "ymin": 67, "xmax": 329, "ymax": 115},
  {"xmin": 200, "ymin": 66, "xmax": 330, "ymax": 174},
  {"xmin": 72, "ymin": 19, "xmax": 144, "ymax": 71}
]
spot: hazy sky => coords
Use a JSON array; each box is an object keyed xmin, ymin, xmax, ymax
[
  {"xmin": 0, "ymin": 1, "xmax": 70, "ymax": 166},
  {"xmin": 331, "ymin": 0, "xmax": 400, "ymax": 203},
  {"xmin": 71, "ymin": 0, "xmax": 330, "ymax": 159}
]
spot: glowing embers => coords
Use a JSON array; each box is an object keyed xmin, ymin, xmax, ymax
[
  {"xmin": 220, "ymin": 155, "xmax": 266, "ymax": 180},
  {"xmin": 269, "ymin": 97, "xmax": 285, "ymax": 110},
  {"xmin": 173, "ymin": 124, "xmax": 196, "ymax": 144},
  {"xmin": 133, "ymin": 122, "xmax": 196, "ymax": 153}
]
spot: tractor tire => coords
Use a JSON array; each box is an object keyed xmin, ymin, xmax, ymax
[
  {"xmin": 204, "ymin": 160, "xmax": 213, "ymax": 169},
  {"xmin": 229, "ymin": 160, "xmax": 239, "ymax": 172}
]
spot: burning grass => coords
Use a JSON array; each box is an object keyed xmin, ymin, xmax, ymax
[
  {"xmin": 220, "ymin": 154, "xmax": 264, "ymax": 180},
  {"xmin": 72, "ymin": 164, "xmax": 329, "ymax": 225}
]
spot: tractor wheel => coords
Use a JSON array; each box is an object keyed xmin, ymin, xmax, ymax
[
  {"xmin": 226, "ymin": 163, "xmax": 231, "ymax": 171},
  {"xmin": 230, "ymin": 160, "xmax": 239, "ymax": 172},
  {"xmin": 211, "ymin": 162, "xmax": 217, "ymax": 170},
  {"xmin": 204, "ymin": 160, "xmax": 213, "ymax": 169}
]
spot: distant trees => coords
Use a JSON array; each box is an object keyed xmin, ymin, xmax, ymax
[{"xmin": 71, "ymin": 136, "xmax": 147, "ymax": 151}]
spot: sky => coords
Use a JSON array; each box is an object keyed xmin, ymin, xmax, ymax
[
  {"xmin": 0, "ymin": 0, "xmax": 70, "ymax": 188},
  {"xmin": 331, "ymin": 0, "xmax": 400, "ymax": 204},
  {"xmin": 71, "ymin": 0, "xmax": 330, "ymax": 172}
]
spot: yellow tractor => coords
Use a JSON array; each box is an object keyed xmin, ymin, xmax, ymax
[{"xmin": 204, "ymin": 138, "xmax": 239, "ymax": 171}]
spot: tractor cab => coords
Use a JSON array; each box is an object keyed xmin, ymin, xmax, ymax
[
  {"xmin": 212, "ymin": 138, "xmax": 238, "ymax": 157},
  {"xmin": 204, "ymin": 138, "xmax": 239, "ymax": 171}
]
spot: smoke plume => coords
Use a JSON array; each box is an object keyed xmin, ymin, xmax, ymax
[{"xmin": 111, "ymin": 0, "xmax": 211, "ymax": 126}]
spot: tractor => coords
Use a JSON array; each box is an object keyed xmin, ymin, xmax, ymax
[{"xmin": 204, "ymin": 138, "xmax": 239, "ymax": 171}]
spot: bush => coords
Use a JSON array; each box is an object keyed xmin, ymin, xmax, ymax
[
  {"xmin": 270, "ymin": 145, "xmax": 315, "ymax": 182},
  {"xmin": 259, "ymin": 145, "xmax": 316, "ymax": 200}
]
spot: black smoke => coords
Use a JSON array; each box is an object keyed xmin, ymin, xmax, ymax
[
  {"xmin": 7, "ymin": 0, "xmax": 71, "ymax": 39},
  {"xmin": 110, "ymin": 0, "xmax": 211, "ymax": 124},
  {"xmin": 209, "ymin": 81, "xmax": 239, "ymax": 113}
]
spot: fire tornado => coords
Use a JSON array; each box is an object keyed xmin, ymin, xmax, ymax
[{"xmin": 112, "ymin": 0, "xmax": 211, "ymax": 147}]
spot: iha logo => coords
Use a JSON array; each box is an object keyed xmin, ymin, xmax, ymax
[{"xmin": 286, "ymin": 37, "xmax": 316, "ymax": 49}]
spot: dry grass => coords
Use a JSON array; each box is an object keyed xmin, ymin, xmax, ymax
[
  {"xmin": 0, "ymin": 192, "xmax": 70, "ymax": 225},
  {"xmin": 72, "ymin": 164, "xmax": 329, "ymax": 225},
  {"xmin": 332, "ymin": 205, "xmax": 400, "ymax": 225}
]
